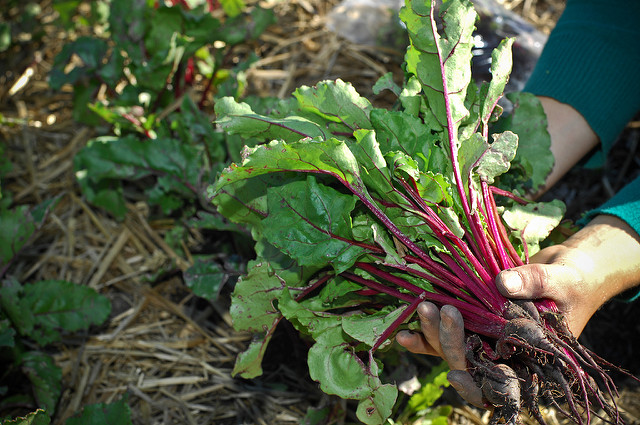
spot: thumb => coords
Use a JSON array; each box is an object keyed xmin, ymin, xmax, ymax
[{"xmin": 495, "ymin": 264, "xmax": 576, "ymax": 303}]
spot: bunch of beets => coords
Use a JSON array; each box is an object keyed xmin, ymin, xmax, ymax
[{"xmin": 209, "ymin": 0, "xmax": 637, "ymax": 423}]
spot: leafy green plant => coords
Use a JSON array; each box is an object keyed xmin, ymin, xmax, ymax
[
  {"xmin": 49, "ymin": 0, "xmax": 275, "ymax": 291},
  {"xmin": 0, "ymin": 151, "xmax": 112, "ymax": 421},
  {"xmin": 208, "ymin": 0, "xmax": 632, "ymax": 424},
  {"xmin": 49, "ymin": 0, "xmax": 274, "ymax": 127}
]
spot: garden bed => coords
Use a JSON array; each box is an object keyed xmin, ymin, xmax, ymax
[{"xmin": 1, "ymin": 0, "xmax": 639, "ymax": 424}]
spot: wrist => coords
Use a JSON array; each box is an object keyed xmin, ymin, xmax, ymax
[{"xmin": 562, "ymin": 215, "xmax": 640, "ymax": 301}]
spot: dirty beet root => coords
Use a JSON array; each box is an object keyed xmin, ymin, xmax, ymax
[{"xmin": 463, "ymin": 301, "xmax": 637, "ymax": 425}]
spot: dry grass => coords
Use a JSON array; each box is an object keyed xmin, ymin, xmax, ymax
[{"xmin": 2, "ymin": 0, "xmax": 639, "ymax": 424}]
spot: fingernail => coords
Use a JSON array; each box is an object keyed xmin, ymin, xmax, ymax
[
  {"xmin": 501, "ymin": 270, "xmax": 522, "ymax": 295},
  {"xmin": 448, "ymin": 379, "xmax": 463, "ymax": 392}
]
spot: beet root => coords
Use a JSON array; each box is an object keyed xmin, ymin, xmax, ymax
[{"xmin": 463, "ymin": 301, "xmax": 636, "ymax": 425}]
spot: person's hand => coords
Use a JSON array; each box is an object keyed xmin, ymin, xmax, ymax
[
  {"xmin": 496, "ymin": 214, "xmax": 640, "ymax": 336},
  {"xmin": 396, "ymin": 214, "xmax": 640, "ymax": 408},
  {"xmin": 395, "ymin": 302, "xmax": 485, "ymax": 407}
]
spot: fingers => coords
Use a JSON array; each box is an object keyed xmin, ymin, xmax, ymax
[
  {"xmin": 418, "ymin": 302, "xmax": 442, "ymax": 354},
  {"xmin": 396, "ymin": 303, "xmax": 487, "ymax": 410},
  {"xmin": 448, "ymin": 369, "xmax": 485, "ymax": 408},
  {"xmin": 395, "ymin": 330, "xmax": 439, "ymax": 356},
  {"xmin": 439, "ymin": 305, "xmax": 467, "ymax": 371},
  {"xmin": 395, "ymin": 302, "xmax": 442, "ymax": 356},
  {"xmin": 396, "ymin": 302, "xmax": 468, "ymax": 369}
]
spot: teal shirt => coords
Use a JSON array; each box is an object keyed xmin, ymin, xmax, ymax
[{"xmin": 524, "ymin": 0, "xmax": 640, "ymax": 237}]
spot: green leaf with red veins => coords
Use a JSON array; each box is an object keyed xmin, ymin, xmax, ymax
[
  {"xmin": 342, "ymin": 305, "xmax": 408, "ymax": 348},
  {"xmin": 370, "ymin": 109, "xmax": 437, "ymax": 165},
  {"xmin": 293, "ymin": 79, "xmax": 373, "ymax": 131},
  {"xmin": 214, "ymin": 138, "xmax": 363, "ymax": 192},
  {"xmin": 346, "ymin": 130, "xmax": 410, "ymax": 206},
  {"xmin": 211, "ymin": 171, "xmax": 303, "ymax": 236},
  {"xmin": 254, "ymin": 239, "xmax": 321, "ymax": 288},
  {"xmin": 278, "ymin": 288, "xmax": 343, "ymax": 337},
  {"xmin": 263, "ymin": 177, "xmax": 367, "ymax": 274},
  {"xmin": 215, "ymin": 96, "xmax": 330, "ymax": 142},
  {"xmin": 314, "ymin": 275, "xmax": 367, "ymax": 307},
  {"xmin": 401, "ymin": 0, "xmax": 476, "ymax": 135},
  {"xmin": 416, "ymin": 172, "xmax": 454, "ymax": 207},
  {"xmin": 229, "ymin": 262, "xmax": 285, "ymax": 333}
]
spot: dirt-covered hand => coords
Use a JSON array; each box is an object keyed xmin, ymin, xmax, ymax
[
  {"xmin": 496, "ymin": 215, "xmax": 640, "ymax": 337},
  {"xmin": 396, "ymin": 302, "xmax": 485, "ymax": 408}
]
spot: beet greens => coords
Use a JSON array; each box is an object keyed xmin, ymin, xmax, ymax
[{"xmin": 209, "ymin": 0, "xmax": 633, "ymax": 423}]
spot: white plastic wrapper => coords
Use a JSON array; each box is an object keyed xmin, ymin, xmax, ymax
[{"xmin": 325, "ymin": 0, "xmax": 405, "ymax": 46}]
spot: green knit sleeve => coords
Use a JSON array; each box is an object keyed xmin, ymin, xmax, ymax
[{"xmin": 524, "ymin": 0, "xmax": 640, "ymax": 153}]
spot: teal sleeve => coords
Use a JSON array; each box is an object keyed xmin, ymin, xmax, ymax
[
  {"xmin": 583, "ymin": 176, "xmax": 640, "ymax": 237},
  {"xmin": 524, "ymin": 0, "xmax": 640, "ymax": 153},
  {"xmin": 525, "ymin": 0, "xmax": 640, "ymax": 301}
]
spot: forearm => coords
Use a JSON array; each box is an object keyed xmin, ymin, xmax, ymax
[{"xmin": 534, "ymin": 96, "xmax": 599, "ymax": 195}]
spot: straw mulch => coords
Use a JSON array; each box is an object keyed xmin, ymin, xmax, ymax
[{"xmin": 2, "ymin": 0, "xmax": 639, "ymax": 424}]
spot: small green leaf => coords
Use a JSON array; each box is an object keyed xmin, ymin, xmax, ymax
[
  {"xmin": 479, "ymin": 38, "xmax": 514, "ymax": 128},
  {"xmin": 293, "ymin": 79, "xmax": 372, "ymax": 131},
  {"xmin": 342, "ymin": 305, "xmax": 407, "ymax": 348},
  {"xmin": 0, "ymin": 206, "xmax": 36, "ymax": 267},
  {"xmin": 502, "ymin": 199, "xmax": 565, "ymax": 257},
  {"xmin": 372, "ymin": 72, "xmax": 401, "ymax": 97},
  {"xmin": 0, "ymin": 278, "xmax": 36, "ymax": 336},
  {"xmin": 475, "ymin": 131, "xmax": 518, "ymax": 184},
  {"xmin": 20, "ymin": 351, "xmax": 62, "ymax": 413},
  {"xmin": 220, "ymin": 0, "xmax": 245, "ymax": 17},
  {"xmin": 0, "ymin": 198, "xmax": 56, "ymax": 267},
  {"xmin": 184, "ymin": 257, "xmax": 224, "ymax": 301},
  {"xmin": 232, "ymin": 331, "xmax": 274, "ymax": 378},
  {"xmin": 65, "ymin": 394, "xmax": 132, "ymax": 425},
  {"xmin": 18, "ymin": 280, "xmax": 111, "ymax": 345},
  {"xmin": 0, "ymin": 318, "xmax": 16, "ymax": 348},
  {"xmin": 230, "ymin": 262, "xmax": 284, "ymax": 333},
  {"xmin": 307, "ymin": 327, "xmax": 379, "ymax": 400},
  {"xmin": 215, "ymin": 97, "xmax": 329, "ymax": 142},
  {"xmin": 355, "ymin": 383, "xmax": 398, "ymax": 425},
  {"xmin": 0, "ymin": 23, "xmax": 11, "ymax": 53}
]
